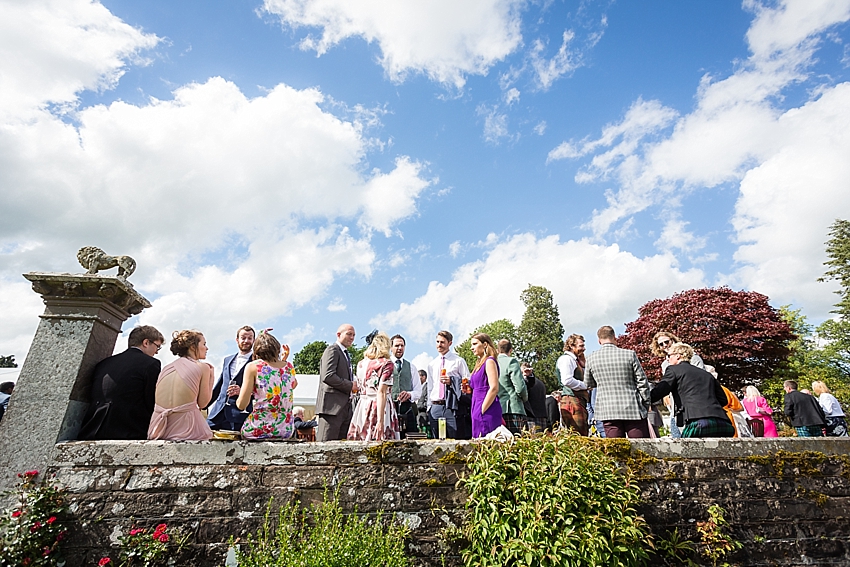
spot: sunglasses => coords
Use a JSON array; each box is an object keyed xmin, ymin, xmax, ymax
[{"xmin": 658, "ymin": 339, "xmax": 671, "ymax": 348}]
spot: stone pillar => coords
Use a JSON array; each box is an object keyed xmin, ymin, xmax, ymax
[{"xmin": 0, "ymin": 272, "xmax": 150, "ymax": 490}]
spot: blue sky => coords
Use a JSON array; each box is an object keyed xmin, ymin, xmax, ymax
[{"xmin": 1, "ymin": 0, "xmax": 849, "ymax": 378}]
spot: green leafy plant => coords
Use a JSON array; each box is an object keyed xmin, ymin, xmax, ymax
[
  {"xmin": 98, "ymin": 522, "xmax": 189, "ymax": 566},
  {"xmin": 457, "ymin": 432, "xmax": 652, "ymax": 567},
  {"xmin": 0, "ymin": 470, "xmax": 68, "ymax": 567},
  {"xmin": 234, "ymin": 486, "xmax": 410, "ymax": 567},
  {"xmin": 655, "ymin": 528, "xmax": 698, "ymax": 567},
  {"xmin": 696, "ymin": 504, "xmax": 742, "ymax": 567}
]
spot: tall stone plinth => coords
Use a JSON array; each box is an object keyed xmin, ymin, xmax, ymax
[{"xmin": 0, "ymin": 272, "xmax": 150, "ymax": 490}]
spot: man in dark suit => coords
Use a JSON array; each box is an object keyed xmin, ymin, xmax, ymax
[
  {"xmin": 784, "ymin": 380, "xmax": 827, "ymax": 437},
  {"xmin": 78, "ymin": 326, "xmax": 164, "ymax": 440},
  {"xmin": 207, "ymin": 326, "xmax": 255, "ymax": 431},
  {"xmin": 316, "ymin": 324, "xmax": 359, "ymax": 441}
]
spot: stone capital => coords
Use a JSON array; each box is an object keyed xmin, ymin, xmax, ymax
[{"xmin": 24, "ymin": 272, "xmax": 151, "ymax": 324}]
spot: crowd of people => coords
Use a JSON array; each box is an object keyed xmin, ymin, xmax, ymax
[{"xmin": 70, "ymin": 322, "xmax": 847, "ymax": 443}]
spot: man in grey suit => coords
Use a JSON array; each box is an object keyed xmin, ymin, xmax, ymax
[
  {"xmin": 497, "ymin": 339, "xmax": 528, "ymax": 433},
  {"xmin": 584, "ymin": 326, "xmax": 651, "ymax": 438},
  {"xmin": 316, "ymin": 323, "xmax": 359, "ymax": 441}
]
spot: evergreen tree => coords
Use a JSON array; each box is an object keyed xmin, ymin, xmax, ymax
[
  {"xmin": 515, "ymin": 285, "xmax": 564, "ymax": 392},
  {"xmin": 0, "ymin": 355, "xmax": 17, "ymax": 369},
  {"xmin": 456, "ymin": 319, "xmax": 518, "ymax": 371},
  {"xmin": 819, "ymin": 218, "xmax": 850, "ymax": 317}
]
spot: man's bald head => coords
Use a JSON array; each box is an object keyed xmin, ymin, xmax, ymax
[{"xmin": 337, "ymin": 324, "xmax": 356, "ymax": 348}]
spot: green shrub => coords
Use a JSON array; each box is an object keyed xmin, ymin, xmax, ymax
[
  {"xmin": 234, "ymin": 487, "xmax": 409, "ymax": 567},
  {"xmin": 457, "ymin": 433, "xmax": 651, "ymax": 567}
]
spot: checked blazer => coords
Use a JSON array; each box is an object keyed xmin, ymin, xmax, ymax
[{"xmin": 584, "ymin": 343, "xmax": 650, "ymax": 421}]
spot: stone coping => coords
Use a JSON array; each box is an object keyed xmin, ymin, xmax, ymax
[{"xmin": 52, "ymin": 437, "xmax": 850, "ymax": 467}]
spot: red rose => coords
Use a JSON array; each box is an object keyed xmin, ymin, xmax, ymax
[
  {"xmin": 158, "ymin": 533, "xmax": 170, "ymax": 543},
  {"xmin": 12, "ymin": 510, "xmax": 22, "ymax": 518},
  {"xmin": 24, "ymin": 470, "xmax": 38, "ymax": 478},
  {"xmin": 130, "ymin": 528, "xmax": 144, "ymax": 535},
  {"xmin": 155, "ymin": 523, "xmax": 167, "ymax": 532},
  {"xmin": 98, "ymin": 557, "xmax": 112, "ymax": 566},
  {"xmin": 47, "ymin": 516, "xmax": 56, "ymax": 524}
]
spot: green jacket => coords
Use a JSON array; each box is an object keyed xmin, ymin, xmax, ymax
[{"xmin": 497, "ymin": 353, "xmax": 528, "ymax": 415}]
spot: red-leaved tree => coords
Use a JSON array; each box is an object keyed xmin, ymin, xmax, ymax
[{"xmin": 618, "ymin": 287, "xmax": 794, "ymax": 391}]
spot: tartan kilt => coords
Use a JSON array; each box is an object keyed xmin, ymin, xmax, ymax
[
  {"xmin": 502, "ymin": 413, "xmax": 528, "ymax": 435},
  {"xmin": 559, "ymin": 393, "xmax": 589, "ymax": 436},
  {"xmin": 795, "ymin": 425, "xmax": 825, "ymax": 437},
  {"xmin": 681, "ymin": 417, "xmax": 736, "ymax": 438}
]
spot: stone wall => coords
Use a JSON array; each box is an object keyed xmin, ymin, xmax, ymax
[{"xmin": 44, "ymin": 437, "xmax": 850, "ymax": 567}]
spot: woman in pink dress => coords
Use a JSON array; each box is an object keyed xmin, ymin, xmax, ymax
[
  {"xmin": 742, "ymin": 386, "xmax": 778, "ymax": 437},
  {"xmin": 148, "ymin": 330, "xmax": 214, "ymax": 441},
  {"xmin": 236, "ymin": 330, "xmax": 298, "ymax": 440},
  {"xmin": 348, "ymin": 332, "xmax": 399, "ymax": 441}
]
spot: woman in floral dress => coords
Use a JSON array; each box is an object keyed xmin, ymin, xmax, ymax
[
  {"xmin": 348, "ymin": 331, "xmax": 400, "ymax": 441},
  {"xmin": 236, "ymin": 330, "xmax": 297, "ymax": 440}
]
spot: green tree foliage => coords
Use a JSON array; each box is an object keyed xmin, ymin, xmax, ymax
[
  {"xmin": 455, "ymin": 319, "xmax": 518, "ymax": 370},
  {"xmin": 515, "ymin": 285, "xmax": 565, "ymax": 392},
  {"xmin": 618, "ymin": 287, "xmax": 794, "ymax": 391},
  {"xmin": 292, "ymin": 341, "xmax": 328, "ymax": 374},
  {"xmin": 0, "ymin": 355, "xmax": 17, "ymax": 368},
  {"xmin": 764, "ymin": 307, "xmax": 850, "ymax": 412},
  {"xmin": 818, "ymin": 218, "xmax": 850, "ymax": 317}
]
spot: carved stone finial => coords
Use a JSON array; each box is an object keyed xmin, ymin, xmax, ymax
[{"xmin": 77, "ymin": 246, "xmax": 137, "ymax": 279}]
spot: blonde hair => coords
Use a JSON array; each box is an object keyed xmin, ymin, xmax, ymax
[
  {"xmin": 650, "ymin": 330, "xmax": 681, "ymax": 357},
  {"xmin": 364, "ymin": 331, "xmax": 391, "ymax": 360},
  {"xmin": 667, "ymin": 342, "xmax": 694, "ymax": 361},
  {"xmin": 745, "ymin": 386, "xmax": 762, "ymax": 400},
  {"xmin": 812, "ymin": 380, "xmax": 831, "ymax": 396},
  {"xmin": 472, "ymin": 333, "xmax": 498, "ymax": 371}
]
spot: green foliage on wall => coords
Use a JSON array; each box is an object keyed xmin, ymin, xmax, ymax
[
  {"xmin": 234, "ymin": 487, "xmax": 409, "ymax": 567},
  {"xmin": 455, "ymin": 433, "xmax": 651, "ymax": 567}
]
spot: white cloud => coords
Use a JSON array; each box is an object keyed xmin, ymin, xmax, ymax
[
  {"xmin": 327, "ymin": 298, "xmax": 348, "ymax": 312},
  {"xmin": 654, "ymin": 217, "xmax": 707, "ymax": 256},
  {"xmin": 411, "ymin": 351, "xmax": 433, "ymax": 373},
  {"xmin": 0, "ymin": 278, "xmax": 43, "ymax": 366},
  {"xmin": 448, "ymin": 241, "xmax": 462, "ymax": 258},
  {"xmin": 533, "ymin": 121, "xmax": 547, "ymax": 135},
  {"xmin": 262, "ymin": 0, "xmax": 524, "ymax": 88},
  {"xmin": 530, "ymin": 30, "xmax": 580, "ymax": 90},
  {"xmin": 0, "ymin": 0, "xmax": 158, "ymax": 122},
  {"xmin": 372, "ymin": 233, "xmax": 704, "ymax": 344},
  {"xmin": 728, "ymin": 82, "xmax": 850, "ymax": 313},
  {"xmin": 0, "ymin": 5, "xmax": 434, "ymax": 367},
  {"xmin": 477, "ymin": 104, "xmax": 513, "ymax": 144},
  {"xmin": 281, "ymin": 323, "xmax": 315, "ymax": 347},
  {"xmin": 545, "ymin": 0, "xmax": 850, "ymax": 318},
  {"xmin": 504, "ymin": 87, "xmax": 520, "ymax": 105}
]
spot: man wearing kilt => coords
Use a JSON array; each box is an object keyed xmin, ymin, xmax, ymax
[
  {"xmin": 556, "ymin": 334, "xmax": 591, "ymax": 435},
  {"xmin": 784, "ymin": 380, "xmax": 826, "ymax": 437}
]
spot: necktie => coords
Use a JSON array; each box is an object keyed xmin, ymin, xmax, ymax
[
  {"xmin": 396, "ymin": 359, "xmax": 402, "ymax": 372},
  {"xmin": 439, "ymin": 356, "xmax": 446, "ymax": 399},
  {"xmin": 343, "ymin": 348, "xmax": 352, "ymax": 378}
]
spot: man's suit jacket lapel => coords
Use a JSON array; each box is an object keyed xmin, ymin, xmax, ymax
[{"xmin": 338, "ymin": 344, "xmax": 351, "ymax": 380}]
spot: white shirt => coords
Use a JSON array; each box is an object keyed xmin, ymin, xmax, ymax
[
  {"xmin": 819, "ymin": 392, "xmax": 845, "ymax": 417},
  {"xmin": 228, "ymin": 351, "xmax": 252, "ymax": 380},
  {"xmin": 392, "ymin": 357, "xmax": 422, "ymax": 401},
  {"xmin": 426, "ymin": 352, "xmax": 470, "ymax": 405},
  {"xmin": 556, "ymin": 352, "xmax": 587, "ymax": 391}
]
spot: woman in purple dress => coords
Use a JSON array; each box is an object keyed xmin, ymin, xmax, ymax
[{"xmin": 468, "ymin": 333, "xmax": 502, "ymax": 438}]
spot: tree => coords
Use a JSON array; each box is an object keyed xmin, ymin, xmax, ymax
[
  {"xmin": 455, "ymin": 319, "xmax": 519, "ymax": 371},
  {"xmin": 515, "ymin": 285, "xmax": 565, "ymax": 392},
  {"xmin": 0, "ymin": 355, "xmax": 17, "ymax": 368},
  {"xmin": 818, "ymin": 218, "xmax": 850, "ymax": 317},
  {"xmin": 292, "ymin": 341, "xmax": 328, "ymax": 374},
  {"xmin": 618, "ymin": 287, "xmax": 794, "ymax": 392}
]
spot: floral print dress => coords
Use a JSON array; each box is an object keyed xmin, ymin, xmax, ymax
[
  {"xmin": 347, "ymin": 358, "xmax": 400, "ymax": 441},
  {"xmin": 241, "ymin": 360, "xmax": 296, "ymax": 440}
]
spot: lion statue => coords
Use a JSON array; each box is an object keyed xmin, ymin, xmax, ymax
[{"xmin": 77, "ymin": 246, "xmax": 137, "ymax": 279}]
